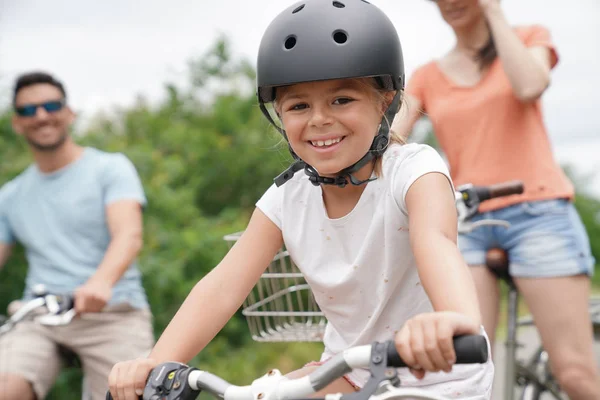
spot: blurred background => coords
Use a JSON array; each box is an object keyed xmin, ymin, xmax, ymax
[{"xmin": 0, "ymin": 1, "xmax": 599, "ymax": 398}]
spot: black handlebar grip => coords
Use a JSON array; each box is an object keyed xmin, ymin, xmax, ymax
[
  {"xmin": 485, "ymin": 180, "xmax": 524, "ymax": 200},
  {"xmin": 473, "ymin": 186, "xmax": 492, "ymax": 202},
  {"xmin": 386, "ymin": 334, "xmax": 488, "ymax": 368}
]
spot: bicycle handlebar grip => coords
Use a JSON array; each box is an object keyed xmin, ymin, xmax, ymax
[
  {"xmin": 386, "ymin": 334, "xmax": 488, "ymax": 368},
  {"xmin": 487, "ymin": 180, "xmax": 524, "ymax": 199}
]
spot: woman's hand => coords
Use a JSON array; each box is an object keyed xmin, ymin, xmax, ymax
[
  {"xmin": 394, "ymin": 311, "xmax": 480, "ymax": 379},
  {"xmin": 108, "ymin": 358, "xmax": 158, "ymax": 400},
  {"xmin": 479, "ymin": 0, "xmax": 501, "ymax": 15}
]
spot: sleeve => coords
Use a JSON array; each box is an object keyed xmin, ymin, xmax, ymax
[
  {"xmin": 522, "ymin": 25, "xmax": 559, "ymax": 69},
  {"xmin": 0, "ymin": 183, "xmax": 16, "ymax": 244},
  {"xmin": 256, "ymin": 183, "xmax": 283, "ymax": 230},
  {"xmin": 102, "ymin": 153, "xmax": 147, "ymax": 207},
  {"xmin": 392, "ymin": 144, "xmax": 453, "ymax": 215},
  {"xmin": 405, "ymin": 65, "xmax": 429, "ymax": 112}
]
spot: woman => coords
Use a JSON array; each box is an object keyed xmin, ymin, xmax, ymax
[{"xmin": 391, "ymin": 0, "xmax": 600, "ymax": 398}]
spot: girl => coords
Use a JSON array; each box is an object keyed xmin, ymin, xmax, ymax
[
  {"xmin": 391, "ymin": 0, "xmax": 600, "ymax": 398},
  {"xmin": 108, "ymin": 1, "xmax": 493, "ymax": 399}
]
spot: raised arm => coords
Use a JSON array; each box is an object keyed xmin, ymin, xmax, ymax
[{"xmin": 482, "ymin": 1, "xmax": 555, "ymax": 102}]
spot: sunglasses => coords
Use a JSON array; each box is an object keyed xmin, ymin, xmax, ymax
[{"xmin": 15, "ymin": 99, "xmax": 66, "ymax": 117}]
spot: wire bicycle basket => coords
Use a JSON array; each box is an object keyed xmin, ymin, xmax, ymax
[{"xmin": 224, "ymin": 232, "xmax": 327, "ymax": 342}]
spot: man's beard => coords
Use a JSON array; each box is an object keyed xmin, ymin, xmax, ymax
[{"xmin": 25, "ymin": 129, "xmax": 69, "ymax": 152}]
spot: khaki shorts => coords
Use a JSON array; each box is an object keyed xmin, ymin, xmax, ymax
[{"xmin": 0, "ymin": 303, "xmax": 154, "ymax": 400}]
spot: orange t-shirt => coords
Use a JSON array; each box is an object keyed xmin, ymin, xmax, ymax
[{"xmin": 408, "ymin": 25, "xmax": 573, "ymax": 212}]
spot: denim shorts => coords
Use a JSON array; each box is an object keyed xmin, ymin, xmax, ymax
[{"xmin": 458, "ymin": 198, "xmax": 595, "ymax": 278}]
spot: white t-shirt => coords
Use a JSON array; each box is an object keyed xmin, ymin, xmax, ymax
[{"xmin": 256, "ymin": 143, "xmax": 494, "ymax": 399}]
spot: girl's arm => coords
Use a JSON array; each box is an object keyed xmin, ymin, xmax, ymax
[
  {"xmin": 148, "ymin": 208, "xmax": 283, "ymax": 363},
  {"xmin": 394, "ymin": 172, "xmax": 482, "ymax": 378},
  {"xmin": 483, "ymin": 2, "xmax": 554, "ymax": 102},
  {"xmin": 405, "ymin": 172, "xmax": 481, "ymax": 323}
]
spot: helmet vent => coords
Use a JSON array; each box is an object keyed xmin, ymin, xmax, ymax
[
  {"xmin": 284, "ymin": 35, "xmax": 298, "ymax": 50},
  {"xmin": 332, "ymin": 30, "xmax": 348, "ymax": 44},
  {"xmin": 292, "ymin": 4, "xmax": 305, "ymax": 13},
  {"xmin": 361, "ymin": 0, "xmax": 371, "ymax": 3},
  {"xmin": 332, "ymin": 1, "xmax": 345, "ymax": 8}
]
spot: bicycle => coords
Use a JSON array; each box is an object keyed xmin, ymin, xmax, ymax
[
  {"xmin": 456, "ymin": 182, "xmax": 600, "ymax": 400},
  {"xmin": 225, "ymin": 180, "xmax": 600, "ymax": 399},
  {"xmin": 0, "ymin": 284, "xmax": 88, "ymax": 398},
  {"xmin": 106, "ymin": 334, "xmax": 489, "ymax": 400}
]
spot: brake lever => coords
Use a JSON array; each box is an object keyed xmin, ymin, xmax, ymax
[
  {"xmin": 45, "ymin": 294, "xmax": 60, "ymax": 314},
  {"xmin": 36, "ymin": 308, "xmax": 77, "ymax": 326}
]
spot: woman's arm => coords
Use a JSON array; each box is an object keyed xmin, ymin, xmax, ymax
[
  {"xmin": 482, "ymin": 1, "xmax": 554, "ymax": 102},
  {"xmin": 390, "ymin": 93, "xmax": 423, "ymax": 142},
  {"xmin": 148, "ymin": 208, "xmax": 283, "ymax": 363},
  {"xmin": 406, "ymin": 172, "xmax": 481, "ymax": 324}
]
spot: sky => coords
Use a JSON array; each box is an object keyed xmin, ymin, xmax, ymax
[{"xmin": 0, "ymin": 0, "xmax": 599, "ymax": 191}]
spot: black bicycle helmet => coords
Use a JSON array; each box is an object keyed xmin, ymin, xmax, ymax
[{"xmin": 257, "ymin": 0, "xmax": 405, "ymax": 187}]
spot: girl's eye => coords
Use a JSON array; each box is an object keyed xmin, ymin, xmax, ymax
[
  {"xmin": 288, "ymin": 103, "xmax": 308, "ymax": 111},
  {"xmin": 333, "ymin": 97, "xmax": 354, "ymax": 105}
]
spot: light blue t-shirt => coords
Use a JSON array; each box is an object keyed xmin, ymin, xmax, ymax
[{"xmin": 0, "ymin": 147, "xmax": 149, "ymax": 309}]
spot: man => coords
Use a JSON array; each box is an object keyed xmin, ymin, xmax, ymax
[{"xmin": 0, "ymin": 72, "xmax": 153, "ymax": 400}]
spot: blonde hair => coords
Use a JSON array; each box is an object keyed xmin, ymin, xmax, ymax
[{"xmin": 359, "ymin": 79, "xmax": 406, "ymax": 177}]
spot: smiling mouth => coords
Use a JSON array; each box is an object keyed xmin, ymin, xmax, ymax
[
  {"xmin": 446, "ymin": 7, "xmax": 466, "ymax": 17},
  {"xmin": 35, "ymin": 126, "xmax": 57, "ymax": 135},
  {"xmin": 309, "ymin": 137, "xmax": 345, "ymax": 148}
]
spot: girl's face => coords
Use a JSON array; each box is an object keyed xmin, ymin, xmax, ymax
[
  {"xmin": 432, "ymin": 0, "xmax": 484, "ymax": 30},
  {"xmin": 277, "ymin": 79, "xmax": 390, "ymax": 177}
]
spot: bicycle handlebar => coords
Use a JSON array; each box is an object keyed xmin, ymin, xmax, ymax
[
  {"xmin": 456, "ymin": 180, "xmax": 525, "ymax": 226},
  {"xmin": 106, "ymin": 335, "xmax": 488, "ymax": 400},
  {"xmin": 0, "ymin": 290, "xmax": 75, "ymax": 336},
  {"xmin": 473, "ymin": 180, "xmax": 524, "ymax": 202}
]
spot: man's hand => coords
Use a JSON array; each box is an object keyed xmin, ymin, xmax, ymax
[{"xmin": 74, "ymin": 278, "xmax": 112, "ymax": 313}]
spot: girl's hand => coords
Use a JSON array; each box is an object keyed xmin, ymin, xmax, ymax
[
  {"xmin": 394, "ymin": 311, "xmax": 480, "ymax": 379},
  {"xmin": 108, "ymin": 358, "xmax": 158, "ymax": 400}
]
